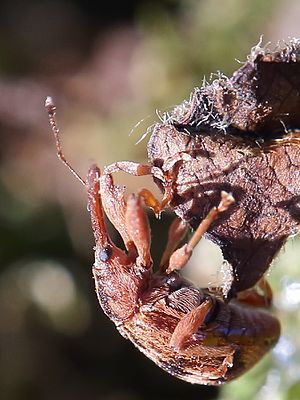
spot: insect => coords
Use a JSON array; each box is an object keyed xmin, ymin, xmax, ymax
[
  {"xmin": 47, "ymin": 40, "xmax": 300, "ymax": 300},
  {"xmin": 45, "ymin": 97, "xmax": 280, "ymax": 385}
]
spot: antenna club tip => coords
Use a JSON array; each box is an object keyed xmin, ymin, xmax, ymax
[{"xmin": 45, "ymin": 96, "xmax": 56, "ymax": 114}]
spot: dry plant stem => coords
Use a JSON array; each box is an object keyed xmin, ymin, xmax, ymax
[
  {"xmin": 167, "ymin": 191, "xmax": 235, "ymax": 274},
  {"xmin": 45, "ymin": 96, "xmax": 86, "ymax": 186}
]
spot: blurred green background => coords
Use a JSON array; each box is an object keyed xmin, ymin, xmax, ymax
[{"xmin": 1, "ymin": 0, "xmax": 300, "ymax": 399}]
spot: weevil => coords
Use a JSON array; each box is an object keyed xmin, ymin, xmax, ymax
[{"xmin": 45, "ymin": 97, "xmax": 280, "ymax": 385}]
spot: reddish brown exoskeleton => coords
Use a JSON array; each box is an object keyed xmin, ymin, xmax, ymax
[{"xmin": 45, "ymin": 97, "xmax": 280, "ymax": 385}]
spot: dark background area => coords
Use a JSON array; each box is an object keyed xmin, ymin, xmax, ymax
[{"xmin": 1, "ymin": 1, "xmax": 300, "ymax": 399}]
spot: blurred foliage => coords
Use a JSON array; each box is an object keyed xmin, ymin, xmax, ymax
[{"xmin": 1, "ymin": 0, "xmax": 300, "ymax": 399}]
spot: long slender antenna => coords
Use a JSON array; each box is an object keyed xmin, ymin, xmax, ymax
[{"xmin": 45, "ymin": 96, "xmax": 86, "ymax": 186}]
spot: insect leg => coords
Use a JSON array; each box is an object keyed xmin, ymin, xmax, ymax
[
  {"xmin": 98, "ymin": 172, "xmax": 134, "ymax": 252},
  {"xmin": 159, "ymin": 218, "xmax": 188, "ymax": 271},
  {"xmin": 104, "ymin": 161, "xmax": 152, "ymax": 178},
  {"xmin": 99, "ymin": 171, "xmax": 152, "ymax": 267},
  {"xmin": 166, "ymin": 191, "xmax": 235, "ymax": 274},
  {"xmin": 125, "ymin": 193, "xmax": 152, "ymax": 268},
  {"xmin": 236, "ymin": 277, "xmax": 273, "ymax": 308},
  {"xmin": 104, "ymin": 162, "xmax": 171, "ymax": 215},
  {"xmin": 169, "ymin": 298, "xmax": 214, "ymax": 350}
]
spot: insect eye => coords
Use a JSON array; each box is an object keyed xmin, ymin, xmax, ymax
[
  {"xmin": 98, "ymin": 247, "xmax": 112, "ymax": 262},
  {"xmin": 166, "ymin": 272, "xmax": 182, "ymax": 290}
]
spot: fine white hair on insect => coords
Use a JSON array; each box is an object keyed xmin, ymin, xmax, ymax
[
  {"xmin": 129, "ymin": 114, "xmax": 152, "ymax": 137},
  {"xmin": 134, "ymin": 123, "xmax": 156, "ymax": 145}
]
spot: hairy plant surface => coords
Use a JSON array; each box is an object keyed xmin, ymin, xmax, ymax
[{"xmin": 148, "ymin": 39, "xmax": 300, "ymax": 295}]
